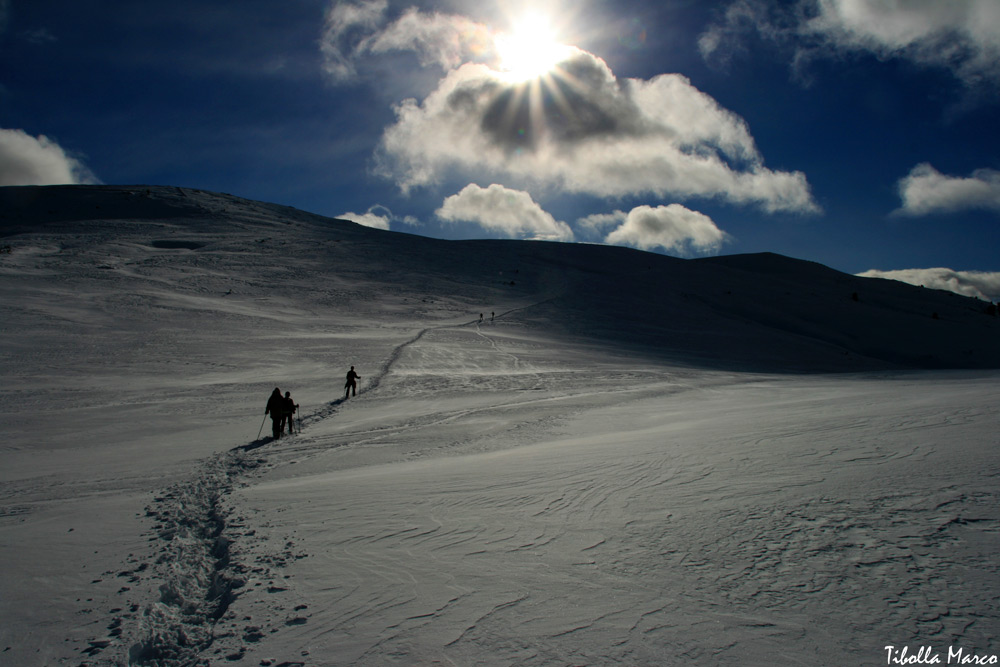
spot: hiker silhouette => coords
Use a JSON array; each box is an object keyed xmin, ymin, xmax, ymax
[
  {"xmin": 345, "ymin": 366, "xmax": 361, "ymax": 398},
  {"xmin": 281, "ymin": 391, "xmax": 298, "ymax": 435},
  {"xmin": 265, "ymin": 388, "xmax": 284, "ymax": 439}
]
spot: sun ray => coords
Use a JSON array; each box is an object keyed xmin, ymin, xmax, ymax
[
  {"xmin": 483, "ymin": 8, "xmax": 616, "ymax": 158},
  {"xmin": 494, "ymin": 11, "xmax": 570, "ymax": 82}
]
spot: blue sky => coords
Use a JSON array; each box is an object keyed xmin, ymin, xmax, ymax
[{"xmin": 2, "ymin": 0, "xmax": 999, "ymax": 298}]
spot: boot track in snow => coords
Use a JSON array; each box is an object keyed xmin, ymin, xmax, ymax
[{"xmin": 105, "ymin": 306, "xmax": 544, "ymax": 665}]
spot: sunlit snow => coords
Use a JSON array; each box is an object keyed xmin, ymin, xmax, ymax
[{"xmin": 1, "ymin": 185, "xmax": 998, "ymax": 666}]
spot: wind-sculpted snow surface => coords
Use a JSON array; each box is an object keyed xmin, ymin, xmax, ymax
[
  {"xmin": 0, "ymin": 185, "xmax": 998, "ymax": 665},
  {"xmin": 230, "ymin": 362, "xmax": 1000, "ymax": 666}
]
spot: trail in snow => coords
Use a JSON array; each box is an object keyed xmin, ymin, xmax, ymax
[
  {"xmin": 118, "ymin": 301, "xmax": 664, "ymax": 665},
  {"xmin": 299, "ymin": 322, "xmax": 437, "ymax": 427},
  {"xmin": 295, "ymin": 302, "xmax": 544, "ymax": 433},
  {"xmin": 113, "ymin": 307, "xmax": 547, "ymax": 665},
  {"xmin": 473, "ymin": 320, "xmax": 523, "ymax": 370}
]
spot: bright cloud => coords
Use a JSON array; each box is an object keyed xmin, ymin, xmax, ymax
[
  {"xmin": 376, "ymin": 52, "xmax": 818, "ymax": 213},
  {"xmin": 701, "ymin": 0, "xmax": 1000, "ymax": 88},
  {"xmin": 857, "ymin": 267, "xmax": 1000, "ymax": 302},
  {"xmin": 895, "ymin": 163, "xmax": 1000, "ymax": 216},
  {"xmin": 337, "ymin": 205, "xmax": 391, "ymax": 230},
  {"xmin": 0, "ymin": 128, "xmax": 96, "ymax": 186},
  {"xmin": 435, "ymin": 183, "xmax": 573, "ymax": 241},
  {"xmin": 320, "ymin": 1, "xmax": 817, "ymax": 214},
  {"xmin": 603, "ymin": 204, "xmax": 730, "ymax": 255}
]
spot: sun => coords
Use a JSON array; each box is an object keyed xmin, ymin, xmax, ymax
[{"xmin": 495, "ymin": 12, "xmax": 570, "ymax": 82}]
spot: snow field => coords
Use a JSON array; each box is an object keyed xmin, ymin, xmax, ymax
[
  {"xmin": 2, "ymin": 185, "xmax": 999, "ymax": 665},
  {"xmin": 224, "ymin": 325, "xmax": 1000, "ymax": 666}
]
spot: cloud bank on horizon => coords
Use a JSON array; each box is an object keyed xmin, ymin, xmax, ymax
[
  {"xmin": 0, "ymin": 128, "xmax": 97, "ymax": 186},
  {"xmin": 858, "ymin": 267, "xmax": 1000, "ymax": 303}
]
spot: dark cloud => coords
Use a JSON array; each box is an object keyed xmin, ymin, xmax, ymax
[{"xmin": 478, "ymin": 52, "xmax": 635, "ymax": 153}]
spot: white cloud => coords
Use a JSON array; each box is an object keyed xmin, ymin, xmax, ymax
[
  {"xmin": 895, "ymin": 163, "xmax": 1000, "ymax": 216},
  {"xmin": 366, "ymin": 8, "xmax": 493, "ymax": 72},
  {"xmin": 857, "ymin": 267, "xmax": 1000, "ymax": 302},
  {"xmin": 376, "ymin": 52, "xmax": 818, "ymax": 213},
  {"xmin": 803, "ymin": 0, "xmax": 1000, "ymax": 86},
  {"xmin": 337, "ymin": 205, "xmax": 391, "ymax": 230},
  {"xmin": 319, "ymin": 1, "xmax": 816, "ymax": 214},
  {"xmin": 435, "ymin": 183, "xmax": 574, "ymax": 241},
  {"xmin": 320, "ymin": 1, "xmax": 493, "ymax": 81},
  {"xmin": 320, "ymin": 0, "xmax": 389, "ymax": 82},
  {"xmin": 699, "ymin": 0, "xmax": 779, "ymax": 69},
  {"xmin": 604, "ymin": 204, "xmax": 730, "ymax": 255},
  {"xmin": 701, "ymin": 0, "xmax": 1000, "ymax": 89},
  {"xmin": 577, "ymin": 211, "xmax": 626, "ymax": 235},
  {"xmin": 0, "ymin": 128, "xmax": 97, "ymax": 186}
]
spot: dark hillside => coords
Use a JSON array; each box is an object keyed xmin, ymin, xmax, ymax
[{"xmin": 3, "ymin": 184, "xmax": 997, "ymax": 372}]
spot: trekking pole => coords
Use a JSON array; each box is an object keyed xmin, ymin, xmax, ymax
[{"xmin": 257, "ymin": 414, "xmax": 267, "ymax": 440}]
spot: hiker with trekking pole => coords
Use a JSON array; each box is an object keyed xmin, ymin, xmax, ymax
[
  {"xmin": 282, "ymin": 391, "xmax": 299, "ymax": 435},
  {"xmin": 345, "ymin": 366, "xmax": 361, "ymax": 399},
  {"xmin": 264, "ymin": 387, "xmax": 284, "ymax": 439}
]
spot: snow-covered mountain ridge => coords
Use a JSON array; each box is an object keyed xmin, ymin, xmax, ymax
[{"xmin": 3, "ymin": 184, "xmax": 997, "ymax": 372}]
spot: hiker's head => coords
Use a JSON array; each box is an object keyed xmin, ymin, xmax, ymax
[{"xmin": 285, "ymin": 392, "xmax": 290, "ymax": 397}]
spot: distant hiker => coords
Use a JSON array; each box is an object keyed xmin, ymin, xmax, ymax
[
  {"xmin": 281, "ymin": 391, "xmax": 299, "ymax": 435},
  {"xmin": 491, "ymin": 311, "xmax": 495, "ymax": 323},
  {"xmin": 345, "ymin": 366, "xmax": 361, "ymax": 398},
  {"xmin": 479, "ymin": 313, "xmax": 484, "ymax": 323},
  {"xmin": 265, "ymin": 388, "xmax": 284, "ymax": 439}
]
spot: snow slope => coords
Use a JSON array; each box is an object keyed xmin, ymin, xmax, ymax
[{"xmin": 0, "ymin": 185, "xmax": 998, "ymax": 666}]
